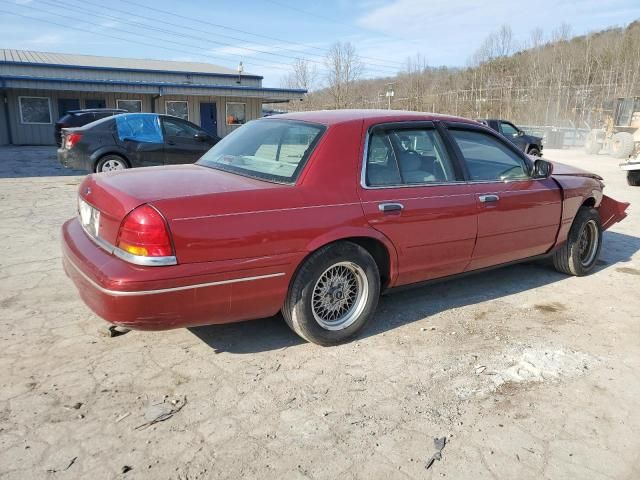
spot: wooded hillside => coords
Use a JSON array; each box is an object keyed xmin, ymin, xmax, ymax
[{"xmin": 283, "ymin": 21, "xmax": 640, "ymax": 127}]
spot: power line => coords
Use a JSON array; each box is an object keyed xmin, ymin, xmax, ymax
[
  {"xmin": 116, "ymin": 0, "xmax": 406, "ymax": 68},
  {"xmin": 0, "ymin": 8, "xmax": 279, "ymax": 71},
  {"xmin": 33, "ymin": 0, "xmax": 400, "ymax": 74}
]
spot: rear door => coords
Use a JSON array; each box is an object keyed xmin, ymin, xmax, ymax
[
  {"xmin": 445, "ymin": 123, "xmax": 562, "ymax": 270},
  {"xmin": 358, "ymin": 122, "xmax": 478, "ymax": 286},
  {"xmin": 114, "ymin": 114, "xmax": 165, "ymax": 167},
  {"xmin": 162, "ymin": 117, "xmax": 211, "ymax": 164}
]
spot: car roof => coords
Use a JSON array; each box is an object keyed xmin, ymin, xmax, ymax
[
  {"xmin": 270, "ymin": 109, "xmax": 480, "ymax": 127},
  {"xmin": 67, "ymin": 108, "xmax": 127, "ymax": 114}
]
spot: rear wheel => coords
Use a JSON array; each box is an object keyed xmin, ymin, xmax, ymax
[
  {"xmin": 628, "ymin": 170, "xmax": 640, "ymax": 186},
  {"xmin": 96, "ymin": 154, "xmax": 128, "ymax": 173},
  {"xmin": 552, "ymin": 207, "xmax": 602, "ymax": 276},
  {"xmin": 283, "ymin": 242, "xmax": 380, "ymax": 346},
  {"xmin": 610, "ymin": 132, "xmax": 635, "ymax": 159}
]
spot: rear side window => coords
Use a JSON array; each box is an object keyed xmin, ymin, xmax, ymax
[
  {"xmin": 365, "ymin": 127, "xmax": 456, "ymax": 186},
  {"xmin": 116, "ymin": 114, "xmax": 163, "ymax": 143},
  {"xmin": 449, "ymin": 129, "xmax": 528, "ymax": 181}
]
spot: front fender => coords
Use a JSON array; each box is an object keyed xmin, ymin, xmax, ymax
[{"xmin": 303, "ymin": 225, "xmax": 400, "ymax": 286}]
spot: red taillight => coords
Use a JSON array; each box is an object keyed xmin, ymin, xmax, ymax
[
  {"xmin": 116, "ymin": 205, "xmax": 174, "ymax": 258},
  {"xmin": 66, "ymin": 132, "xmax": 82, "ymax": 149}
]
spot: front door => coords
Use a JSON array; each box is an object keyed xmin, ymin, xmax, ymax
[
  {"xmin": 58, "ymin": 99, "xmax": 80, "ymax": 117},
  {"xmin": 498, "ymin": 121, "xmax": 527, "ymax": 151},
  {"xmin": 199, "ymin": 102, "xmax": 218, "ymax": 136},
  {"xmin": 445, "ymin": 125, "xmax": 562, "ymax": 270},
  {"xmin": 358, "ymin": 123, "xmax": 478, "ymax": 286},
  {"xmin": 162, "ymin": 116, "xmax": 211, "ymax": 164}
]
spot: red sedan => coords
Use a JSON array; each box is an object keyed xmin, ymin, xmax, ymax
[{"xmin": 62, "ymin": 110, "xmax": 629, "ymax": 345}]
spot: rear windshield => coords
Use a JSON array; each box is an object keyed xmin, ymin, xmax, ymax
[{"xmin": 198, "ymin": 119, "xmax": 325, "ymax": 184}]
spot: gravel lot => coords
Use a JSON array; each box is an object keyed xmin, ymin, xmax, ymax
[{"xmin": 1, "ymin": 146, "xmax": 639, "ymax": 479}]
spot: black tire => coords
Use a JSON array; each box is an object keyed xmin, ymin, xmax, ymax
[
  {"xmin": 95, "ymin": 154, "xmax": 129, "ymax": 173},
  {"xmin": 283, "ymin": 242, "xmax": 380, "ymax": 346},
  {"xmin": 528, "ymin": 147, "xmax": 541, "ymax": 157},
  {"xmin": 552, "ymin": 207, "xmax": 602, "ymax": 276},
  {"xmin": 628, "ymin": 170, "xmax": 640, "ymax": 186},
  {"xmin": 584, "ymin": 131, "xmax": 601, "ymax": 154},
  {"xmin": 610, "ymin": 132, "xmax": 635, "ymax": 159}
]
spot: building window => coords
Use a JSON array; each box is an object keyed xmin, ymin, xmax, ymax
[
  {"xmin": 19, "ymin": 96, "xmax": 52, "ymax": 124},
  {"xmin": 226, "ymin": 102, "xmax": 246, "ymax": 125},
  {"xmin": 116, "ymin": 99, "xmax": 142, "ymax": 113},
  {"xmin": 166, "ymin": 101, "xmax": 189, "ymax": 120}
]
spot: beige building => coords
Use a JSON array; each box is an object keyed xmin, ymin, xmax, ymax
[{"xmin": 0, "ymin": 49, "xmax": 305, "ymax": 145}]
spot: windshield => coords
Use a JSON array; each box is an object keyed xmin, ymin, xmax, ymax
[{"xmin": 198, "ymin": 119, "xmax": 326, "ymax": 183}]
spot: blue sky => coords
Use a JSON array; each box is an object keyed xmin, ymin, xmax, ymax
[{"xmin": 1, "ymin": 0, "xmax": 639, "ymax": 87}]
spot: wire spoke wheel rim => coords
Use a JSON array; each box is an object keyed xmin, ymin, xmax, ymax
[
  {"xmin": 578, "ymin": 220, "xmax": 599, "ymax": 267},
  {"xmin": 311, "ymin": 261, "xmax": 368, "ymax": 331}
]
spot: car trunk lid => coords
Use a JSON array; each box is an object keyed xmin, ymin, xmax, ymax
[{"xmin": 78, "ymin": 164, "xmax": 280, "ymax": 245}]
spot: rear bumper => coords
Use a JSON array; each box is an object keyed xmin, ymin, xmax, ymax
[
  {"xmin": 61, "ymin": 218, "xmax": 298, "ymax": 330},
  {"xmin": 58, "ymin": 148, "xmax": 88, "ymax": 171}
]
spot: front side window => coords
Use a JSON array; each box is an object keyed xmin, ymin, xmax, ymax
[
  {"xmin": 198, "ymin": 119, "xmax": 325, "ymax": 183},
  {"xmin": 116, "ymin": 114, "xmax": 163, "ymax": 143},
  {"xmin": 449, "ymin": 129, "xmax": 529, "ymax": 181},
  {"xmin": 19, "ymin": 96, "xmax": 51, "ymax": 124},
  {"xmin": 163, "ymin": 117, "xmax": 200, "ymax": 138},
  {"xmin": 226, "ymin": 103, "xmax": 246, "ymax": 125},
  {"xmin": 166, "ymin": 101, "xmax": 189, "ymax": 120},
  {"xmin": 116, "ymin": 99, "xmax": 142, "ymax": 113},
  {"xmin": 365, "ymin": 127, "xmax": 456, "ymax": 187},
  {"xmin": 500, "ymin": 122, "xmax": 519, "ymax": 137}
]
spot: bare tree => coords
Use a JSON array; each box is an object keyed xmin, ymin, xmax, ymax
[
  {"xmin": 281, "ymin": 58, "xmax": 318, "ymax": 91},
  {"xmin": 324, "ymin": 41, "xmax": 364, "ymax": 109}
]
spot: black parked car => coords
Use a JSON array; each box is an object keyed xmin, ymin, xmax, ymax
[
  {"xmin": 54, "ymin": 108, "xmax": 126, "ymax": 146},
  {"xmin": 58, "ymin": 113, "xmax": 221, "ymax": 173},
  {"xmin": 477, "ymin": 119, "xmax": 543, "ymax": 156}
]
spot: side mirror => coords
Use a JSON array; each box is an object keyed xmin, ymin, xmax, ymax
[
  {"xmin": 532, "ymin": 159, "xmax": 553, "ymax": 179},
  {"xmin": 194, "ymin": 132, "xmax": 208, "ymax": 142},
  {"xmin": 518, "ymin": 130, "xmax": 525, "ymax": 137}
]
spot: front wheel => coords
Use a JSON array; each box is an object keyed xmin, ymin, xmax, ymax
[
  {"xmin": 627, "ymin": 170, "xmax": 640, "ymax": 186},
  {"xmin": 283, "ymin": 242, "xmax": 380, "ymax": 346},
  {"xmin": 527, "ymin": 147, "xmax": 541, "ymax": 157},
  {"xmin": 552, "ymin": 207, "xmax": 602, "ymax": 276}
]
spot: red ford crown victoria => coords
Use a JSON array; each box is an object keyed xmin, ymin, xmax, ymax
[{"xmin": 62, "ymin": 110, "xmax": 629, "ymax": 345}]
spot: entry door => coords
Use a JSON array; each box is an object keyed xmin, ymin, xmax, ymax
[
  {"xmin": 58, "ymin": 99, "xmax": 80, "ymax": 117},
  {"xmin": 446, "ymin": 126, "xmax": 562, "ymax": 270},
  {"xmin": 199, "ymin": 102, "xmax": 218, "ymax": 136},
  {"xmin": 358, "ymin": 124, "xmax": 478, "ymax": 286},
  {"xmin": 162, "ymin": 116, "xmax": 211, "ymax": 164}
]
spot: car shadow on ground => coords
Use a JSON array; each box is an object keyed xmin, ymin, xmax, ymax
[
  {"xmin": 0, "ymin": 147, "xmax": 86, "ymax": 178},
  {"xmin": 189, "ymin": 230, "xmax": 640, "ymax": 354}
]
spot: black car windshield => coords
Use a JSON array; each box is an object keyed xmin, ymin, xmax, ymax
[{"xmin": 198, "ymin": 119, "xmax": 325, "ymax": 183}]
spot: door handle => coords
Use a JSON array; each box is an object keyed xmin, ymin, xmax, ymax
[
  {"xmin": 378, "ymin": 203, "xmax": 404, "ymax": 213},
  {"xmin": 167, "ymin": 140, "xmax": 176, "ymax": 146},
  {"xmin": 479, "ymin": 194, "xmax": 500, "ymax": 203}
]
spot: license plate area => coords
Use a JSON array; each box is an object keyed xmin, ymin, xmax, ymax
[{"xmin": 78, "ymin": 198, "xmax": 100, "ymax": 238}]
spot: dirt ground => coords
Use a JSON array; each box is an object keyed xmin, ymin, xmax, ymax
[{"xmin": 0, "ymin": 146, "xmax": 639, "ymax": 480}]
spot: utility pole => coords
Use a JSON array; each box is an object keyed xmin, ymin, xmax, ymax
[{"xmin": 385, "ymin": 82, "xmax": 395, "ymax": 110}]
